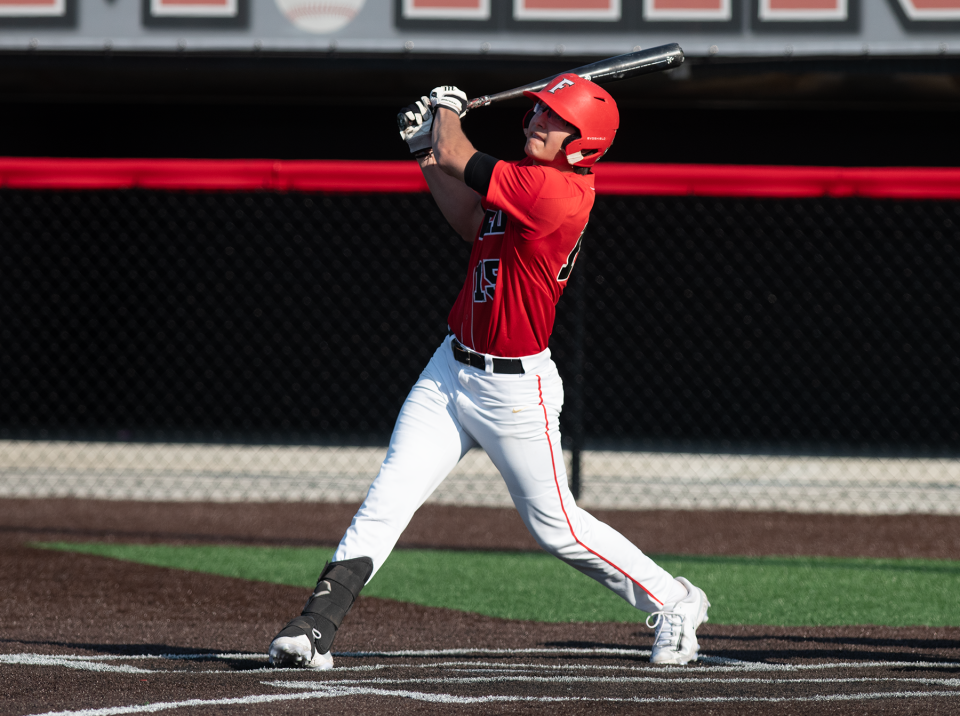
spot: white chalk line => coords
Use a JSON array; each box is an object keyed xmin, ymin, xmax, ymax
[
  {"xmin": 0, "ymin": 654, "xmax": 152, "ymax": 674},
  {"xmin": 5, "ymin": 647, "xmax": 960, "ymax": 675},
  {"xmin": 0, "ymin": 648, "xmax": 658, "ymax": 676},
  {"xmin": 327, "ymin": 657, "xmax": 960, "ymax": 677},
  {"xmin": 31, "ymin": 690, "xmax": 354, "ymax": 716},
  {"xmin": 11, "ymin": 646, "xmax": 960, "ymax": 716},
  {"xmin": 272, "ymin": 674, "xmax": 960, "ymax": 689},
  {"xmin": 27, "ymin": 685, "xmax": 960, "ymax": 716},
  {"xmin": 2, "ymin": 653, "xmax": 263, "ymax": 662},
  {"xmin": 337, "ymin": 647, "xmax": 656, "ymax": 658},
  {"xmin": 13, "ymin": 647, "xmax": 650, "ymax": 661},
  {"xmin": 271, "ymin": 685, "xmax": 960, "ymax": 705},
  {"xmin": 313, "ymin": 658, "xmax": 960, "ymax": 675}
]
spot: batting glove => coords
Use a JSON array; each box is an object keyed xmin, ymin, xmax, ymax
[
  {"xmin": 398, "ymin": 96, "xmax": 434, "ymax": 156},
  {"xmin": 430, "ymin": 86, "xmax": 469, "ymax": 119}
]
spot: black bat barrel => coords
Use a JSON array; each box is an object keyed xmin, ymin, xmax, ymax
[
  {"xmin": 399, "ymin": 43, "xmax": 684, "ymax": 127},
  {"xmin": 468, "ymin": 43, "xmax": 684, "ymax": 109}
]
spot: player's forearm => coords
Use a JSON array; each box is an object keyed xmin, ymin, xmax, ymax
[
  {"xmin": 417, "ymin": 152, "xmax": 483, "ymax": 242},
  {"xmin": 432, "ymin": 110, "xmax": 477, "ymax": 182}
]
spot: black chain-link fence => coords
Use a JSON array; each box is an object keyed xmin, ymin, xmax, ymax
[
  {"xmin": 1, "ymin": 189, "xmax": 958, "ymax": 511},
  {"xmin": 0, "ymin": 191, "xmax": 463, "ymax": 443},
  {"xmin": 582, "ymin": 197, "xmax": 960, "ymax": 454}
]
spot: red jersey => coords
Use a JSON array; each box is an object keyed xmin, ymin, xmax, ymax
[{"xmin": 447, "ymin": 157, "xmax": 595, "ymax": 357}]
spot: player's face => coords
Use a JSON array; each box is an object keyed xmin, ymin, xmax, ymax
[{"xmin": 524, "ymin": 103, "xmax": 577, "ymax": 169}]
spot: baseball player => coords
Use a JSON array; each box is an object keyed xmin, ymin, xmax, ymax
[{"xmin": 268, "ymin": 75, "xmax": 709, "ymax": 669}]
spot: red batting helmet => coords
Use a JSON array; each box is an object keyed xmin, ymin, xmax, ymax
[{"xmin": 523, "ymin": 73, "xmax": 619, "ymax": 168}]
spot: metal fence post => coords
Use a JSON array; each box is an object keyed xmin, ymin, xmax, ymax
[{"xmin": 569, "ymin": 267, "xmax": 585, "ymax": 500}]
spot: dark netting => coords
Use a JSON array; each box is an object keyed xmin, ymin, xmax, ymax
[
  {"xmin": 0, "ymin": 191, "xmax": 469, "ymax": 443},
  {"xmin": 1, "ymin": 190, "xmax": 958, "ymax": 457},
  {"xmin": 583, "ymin": 196, "xmax": 960, "ymax": 456}
]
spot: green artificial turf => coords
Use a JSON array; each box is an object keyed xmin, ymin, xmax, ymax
[{"xmin": 37, "ymin": 541, "xmax": 960, "ymax": 627}]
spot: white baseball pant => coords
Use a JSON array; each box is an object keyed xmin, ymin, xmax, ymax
[{"xmin": 333, "ymin": 334, "xmax": 686, "ymax": 613}]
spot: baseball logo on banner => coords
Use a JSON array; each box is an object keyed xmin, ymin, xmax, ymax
[{"xmin": 274, "ymin": 0, "xmax": 367, "ymax": 32}]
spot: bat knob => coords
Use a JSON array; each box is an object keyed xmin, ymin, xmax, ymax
[{"xmin": 397, "ymin": 112, "xmax": 411, "ymax": 131}]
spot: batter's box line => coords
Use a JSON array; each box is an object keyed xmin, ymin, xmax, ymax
[
  {"xmin": 269, "ymin": 674, "xmax": 960, "ymax": 690},
  {"xmin": 336, "ymin": 646, "xmax": 652, "ymax": 658},
  {"xmin": 3, "ymin": 647, "xmax": 649, "ymax": 662},
  {"xmin": 25, "ymin": 686, "xmax": 960, "ymax": 716},
  {"xmin": 299, "ymin": 659, "xmax": 943, "ymax": 680},
  {"xmin": 316, "ymin": 658, "xmax": 723, "ymax": 673},
  {"xmin": 311, "ymin": 648, "xmax": 960, "ymax": 673},
  {"xmin": 0, "ymin": 653, "xmax": 264, "ymax": 662},
  {"xmin": 340, "ymin": 647, "xmax": 763, "ymax": 668},
  {"xmin": 6, "ymin": 648, "xmax": 960, "ymax": 676},
  {"xmin": 283, "ymin": 684, "xmax": 960, "ymax": 706},
  {"xmin": 0, "ymin": 654, "xmax": 154, "ymax": 674}
]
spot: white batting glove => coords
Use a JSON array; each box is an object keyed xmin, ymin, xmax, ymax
[
  {"xmin": 398, "ymin": 96, "xmax": 434, "ymax": 156},
  {"xmin": 430, "ymin": 86, "xmax": 469, "ymax": 119}
]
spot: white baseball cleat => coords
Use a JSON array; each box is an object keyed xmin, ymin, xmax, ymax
[
  {"xmin": 646, "ymin": 576, "xmax": 710, "ymax": 665},
  {"xmin": 268, "ymin": 634, "xmax": 334, "ymax": 670}
]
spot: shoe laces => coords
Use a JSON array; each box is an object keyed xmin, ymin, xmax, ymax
[{"xmin": 646, "ymin": 610, "xmax": 683, "ymax": 648}]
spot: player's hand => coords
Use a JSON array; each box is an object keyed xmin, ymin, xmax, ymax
[
  {"xmin": 398, "ymin": 96, "xmax": 434, "ymax": 156},
  {"xmin": 429, "ymin": 86, "xmax": 469, "ymax": 119}
]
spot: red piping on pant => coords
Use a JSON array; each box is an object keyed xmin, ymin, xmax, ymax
[{"xmin": 536, "ymin": 375, "xmax": 664, "ymax": 607}]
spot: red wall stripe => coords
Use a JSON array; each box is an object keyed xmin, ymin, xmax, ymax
[
  {"xmin": 594, "ymin": 163, "xmax": 960, "ymax": 199},
  {"xmin": 3, "ymin": 157, "xmax": 960, "ymax": 199},
  {"xmin": 0, "ymin": 158, "xmax": 430, "ymax": 193}
]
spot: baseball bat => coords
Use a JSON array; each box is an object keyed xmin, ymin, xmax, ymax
[{"xmin": 398, "ymin": 43, "xmax": 684, "ymax": 129}]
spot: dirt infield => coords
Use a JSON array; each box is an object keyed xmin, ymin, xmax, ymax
[{"xmin": 3, "ymin": 499, "xmax": 960, "ymax": 715}]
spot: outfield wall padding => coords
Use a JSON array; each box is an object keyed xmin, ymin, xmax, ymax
[{"xmin": 4, "ymin": 158, "xmax": 960, "ymax": 199}]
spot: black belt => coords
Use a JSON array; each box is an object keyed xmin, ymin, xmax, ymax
[{"xmin": 452, "ymin": 340, "xmax": 524, "ymax": 374}]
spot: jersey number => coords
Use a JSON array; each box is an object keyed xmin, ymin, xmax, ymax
[
  {"xmin": 473, "ymin": 259, "xmax": 499, "ymax": 303},
  {"xmin": 557, "ymin": 227, "xmax": 586, "ymax": 282}
]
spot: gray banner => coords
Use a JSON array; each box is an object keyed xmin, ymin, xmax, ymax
[{"xmin": 0, "ymin": 0, "xmax": 958, "ymax": 60}]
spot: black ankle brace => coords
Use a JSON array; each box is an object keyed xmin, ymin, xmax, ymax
[{"xmin": 282, "ymin": 556, "xmax": 373, "ymax": 654}]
